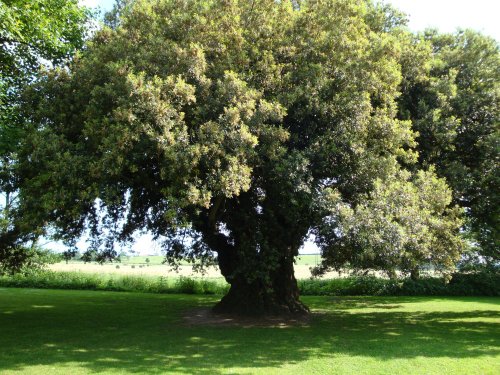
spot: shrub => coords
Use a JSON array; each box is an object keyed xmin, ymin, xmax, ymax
[
  {"xmin": 174, "ymin": 276, "xmax": 197, "ymax": 294},
  {"xmin": 0, "ymin": 271, "xmax": 496, "ymax": 296},
  {"xmin": 447, "ymin": 271, "xmax": 500, "ymax": 296},
  {"xmin": 299, "ymin": 273, "xmax": 499, "ymax": 297},
  {"xmin": 0, "ymin": 271, "xmax": 228, "ymax": 295}
]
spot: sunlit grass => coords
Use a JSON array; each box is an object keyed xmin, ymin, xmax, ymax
[{"xmin": 0, "ymin": 288, "xmax": 498, "ymax": 374}]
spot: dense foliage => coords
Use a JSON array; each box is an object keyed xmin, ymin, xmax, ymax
[
  {"xmin": 1, "ymin": 271, "xmax": 497, "ymax": 297},
  {"xmin": 397, "ymin": 29, "xmax": 499, "ymax": 265},
  {"xmin": 0, "ymin": 0, "xmax": 90, "ymax": 272},
  {"xmin": 0, "ymin": 0, "xmax": 90, "ymax": 155},
  {"xmin": 313, "ymin": 169, "xmax": 463, "ymax": 279},
  {"xmin": 0, "ymin": 271, "xmax": 231, "ymax": 295},
  {"xmin": 299, "ymin": 272, "xmax": 500, "ymax": 297},
  {"xmin": 4, "ymin": 0, "xmax": 495, "ymax": 314}
]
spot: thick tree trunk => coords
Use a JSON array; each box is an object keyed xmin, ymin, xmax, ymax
[
  {"xmin": 410, "ymin": 268, "xmax": 420, "ymax": 280},
  {"xmin": 199, "ymin": 192, "xmax": 309, "ymax": 316},
  {"xmin": 213, "ymin": 252, "xmax": 309, "ymax": 316}
]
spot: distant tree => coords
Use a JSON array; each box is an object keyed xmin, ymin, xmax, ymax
[
  {"xmin": 80, "ymin": 249, "xmax": 96, "ymax": 264},
  {"xmin": 62, "ymin": 249, "xmax": 77, "ymax": 264},
  {"xmin": 117, "ymin": 250, "xmax": 128, "ymax": 262},
  {"xmin": 7, "ymin": 0, "xmax": 463, "ymax": 314}
]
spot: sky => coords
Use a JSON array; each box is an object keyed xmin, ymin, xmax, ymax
[
  {"xmin": 388, "ymin": 0, "xmax": 499, "ymax": 41},
  {"xmin": 66, "ymin": 0, "xmax": 500, "ymax": 255},
  {"xmin": 82, "ymin": 0, "xmax": 500, "ymax": 41}
]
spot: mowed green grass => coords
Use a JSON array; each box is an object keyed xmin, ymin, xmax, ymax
[{"xmin": 0, "ymin": 289, "xmax": 498, "ymax": 374}]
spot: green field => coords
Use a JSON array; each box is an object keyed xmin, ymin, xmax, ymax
[
  {"xmin": 0, "ymin": 288, "xmax": 498, "ymax": 374},
  {"xmin": 295, "ymin": 254, "xmax": 322, "ymax": 266},
  {"xmin": 69, "ymin": 254, "xmax": 322, "ymax": 266},
  {"xmin": 119, "ymin": 255, "xmax": 167, "ymax": 265}
]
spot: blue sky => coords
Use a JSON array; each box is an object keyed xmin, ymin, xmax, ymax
[
  {"xmin": 82, "ymin": 0, "xmax": 500, "ymax": 41},
  {"xmin": 73, "ymin": 0, "xmax": 499, "ymax": 255}
]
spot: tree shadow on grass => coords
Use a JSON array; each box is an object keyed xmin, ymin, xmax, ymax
[{"xmin": 0, "ymin": 290, "xmax": 499, "ymax": 374}]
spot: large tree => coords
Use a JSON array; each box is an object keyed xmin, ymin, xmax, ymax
[
  {"xmin": 9, "ymin": 0, "xmax": 463, "ymax": 314},
  {"xmin": 397, "ymin": 30, "xmax": 500, "ymax": 264},
  {"xmin": 0, "ymin": 0, "xmax": 90, "ymax": 273}
]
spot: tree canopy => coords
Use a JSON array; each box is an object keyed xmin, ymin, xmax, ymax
[
  {"xmin": 0, "ymin": 0, "xmax": 90, "ymax": 273},
  {"xmin": 313, "ymin": 169, "xmax": 463, "ymax": 279},
  {"xmin": 397, "ymin": 29, "xmax": 499, "ymax": 265},
  {"xmin": 0, "ymin": 0, "xmax": 90, "ymax": 154},
  {"xmin": 2, "ymin": 0, "xmax": 479, "ymax": 314}
]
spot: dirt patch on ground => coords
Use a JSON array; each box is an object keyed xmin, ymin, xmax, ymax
[{"xmin": 182, "ymin": 307, "xmax": 313, "ymax": 328}]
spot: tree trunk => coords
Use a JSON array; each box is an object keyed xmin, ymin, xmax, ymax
[
  {"xmin": 387, "ymin": 269, "xmax": 398, "ymax": 280},
  {"xmin": 410, "ymin": 268, "xmax": 420, "ymax": 280},
  {"xmin": 199, "ymin": 192, "xmax": 310, "ymax": 316},
  {"xmin": 213, "ymin": 251, "xmax": 309, "ymax": 316}
]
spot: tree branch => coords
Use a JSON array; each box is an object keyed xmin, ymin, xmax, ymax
[
  {"xmin": 0, "ymin": 36, "xmax": 47, "ymax": 56},
  {"xmin": 208, "ymin": 195, "xmax": 224, "ymax": 231}
]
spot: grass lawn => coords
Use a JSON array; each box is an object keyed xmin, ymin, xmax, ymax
[{"xmin": 0, "ymin": 288, "xmax": 498, "ymax": 374}]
